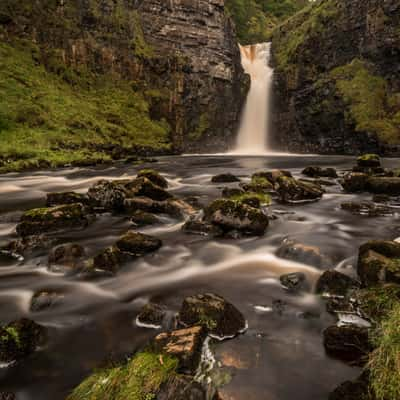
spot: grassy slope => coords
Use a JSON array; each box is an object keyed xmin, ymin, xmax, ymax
[{"xmin": 0, "ymin": 39, "xmax": 171, "ymax": 172}]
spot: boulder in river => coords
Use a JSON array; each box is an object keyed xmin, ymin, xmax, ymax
[
  {"xmin": 137, "ymin": 303, "xmax": 167, "ymax": 328},
  {"xmin": 137, "ymin": 169, "xmax": 168, "ymax": 188},
  {"xmin": 302, "ymin": 166, "xmax": 338, "ymax": 178},
  {"xmin": 357, "ymin": 240, "xmax": 400, "ymax": 287},
  {"xmin": 203, "ymin": 199, "xmax": 269, "ymax": 236},
  {"xmin": 87, "ymin": 179, "xmax": 128, "ymax": 211},
  {"xmin": 0, "ymin": 318, "xmax": 47, "ymax": 363},
  {"xmin": 341, "ymin": 172, "xmax": 369, "ymax": 192},
  {"xmin": 178, "ymin": 293, "xmax": 246, "ymax": 339},
  {"xmin": 48, "ymin": 243, "xmax": 85, "ymax": 270},
  {"xmin": 329, "ymin": 373, "xmax": 371, "ymax": 400},
  {"xmin": 182, "ymin": 217, "xmax": 221, "ymax": 236},
  {"xmin": 276, "ymin": 176, "xmax": 324, "ymax": 204},
  {"xmin": 340, "ymin": 201, "xmax": 393, "ymax": 216},
  {"xmin": 4, "ymin": 234, "xmax": 56, "ymax": 256},
  {"xmin": 276, "ymin": 240, "xmax": 330, "ymax": 268},
  {"xmin": 252, "ymin": 170, "xmax": 292, "ymax": 186},
  {"xmin": 30, "ymin": 290, "xmax": 64, "ymax": 312},
  {"xmin": 366, "ymin": 177, "xmax": 400, "ymax": 196},
  {"xmin": 211, "ymin": 173, "xmax": 240, "ymax": 183},
  {"xmin": 241, "ymin": 173, "xmax": 274, "ymax": 193},
  {"xmin": 125, "ymin": 177, "xmax": 172, "ymax": 201},
  {"xmin": 280, "ymin": 272, "xmax": 309, "ymax": 292},
  {"xmin": 323, "ymin": 325, "xmax": 371, "ymax": 365},
  {"xmin": 316, "ymin": 270, "xmax": 360, "ymax": 296},
  {"xmin": 46, "ymin": 191, "xmax": 89, "ymax": 207},
  {"xmin": 131, "ymin": 210, "xmax": 159, "ymax": 227},
  {"xmin": 124, "ymin": 197, "xmax": 194, "ymax": 218},
  {"xmin": 153, "ymin": 326, "xmax": 206, "ymax": 373},
  {"xmin": 16, "ymin": 204, "xmax": 89, "ymax": 236},
  {"xmin": 357, "ymin": 153, "xmax": 381, "ymax": 168},
  {"xmin": 92, "ymin": 246, "xmax": 123, "ymax": 274}
]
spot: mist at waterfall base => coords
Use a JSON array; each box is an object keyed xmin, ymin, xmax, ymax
[{"xmin": 232, "ymin": 43, "xmax": 274, "ymax": 155}]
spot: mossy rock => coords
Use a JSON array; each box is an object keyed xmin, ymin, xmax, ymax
[
  {"xmin": 87, "ymin": 180, "xmax": 129, "ymax": 211},
  {"xmin": 178, "ymin": 293, "xmax": 246, "ymax": 339},
  {"xmin": 16, "ymin": 203, "xmax": 88, "ymax": 236},
  {"xmin": 131, "ymin": 210, "xmax": 159, "ymax": 227},
  {"xmin": 211, "ymin": 173, "xmax": 240, "ymax": 183},
  {"xmin": 302, "ymin": 166, "xmax": 337, "ymax": 178},
  {"xmin": 276, "ymin": 176, "xmax": 324, "ymax": 204},
  {"xmin": 115, "ymin": 230, "xmax": 162, "ymax": 256},
  {"xmin": 357, "ymin": 154, "xmax": 381, "ymax": 168},
  {"xmin": 0, "ymin": 318, "xmax": 46, "ymax": 362},
  {"xmin": 137, "ymin": 169, "xmax": 168, "ymax": 189},
  {"xmin": 341, "ymin": 172, "xmax": 369, "ymax": 192},
  {"xmin": 203, "ymin": 199, "xmax": 269, "ymax": 236},
  {"xmin": 125, "ymin": 177, "xmax": 172, "ymax": 201},
  {"xmin": 46, "ymin": 192, "xmax": 89, "ymax": 207},
  {"xmin": 241, "ymin": 174, "xmax": 274, "ymax": 194},
  {"xmin": 137, "ymin": 303, "xmax": 166, "ymax": 328}
]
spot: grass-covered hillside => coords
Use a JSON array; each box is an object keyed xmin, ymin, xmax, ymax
[
  {"xmin": 0, "ymin": 40, "xmax": 171, "ymax": 172},
  {"xmin": 225, "ymin": 0, "xmax": 309, "ymax": 44}
]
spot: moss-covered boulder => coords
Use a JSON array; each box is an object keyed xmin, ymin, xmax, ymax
[
  {"xmin": 341, "ymin": 172, "xmax": 369, "ymax": 192},
  {"xmin": 276, "ymin": 176, "xmax": 324, "ymax": 204},
  {"xmin": 48, "ymin": 243, "xmax": 85, "ymax": 270},
  {"xmin": 357, "ymin": 241, "xmax": 400, "ymax": 287},
  {"xmin": 203, "ymin": 199, "xmax": 269, "ymax": 236},
  {"xmin": 153, "ymin": 326, "xmax": 206, "ymax": 373},
  {"xmin": 137, "ymin": 169, "xmax": 168, "ymax": 189},
  {"xmin": 136, "ymin": 303, "xmax": 166, "ymax": 328},
  {"xmin": 125, "ymin": 177, "xmax": 172, "ymax": 201},
  {"xmin": 366, "ymin": 177, "xmax": 400, "ymax": 196},
  {"xmin": 16, "ymin": 204, "xmax": 88, "ymax": 236},
  {"xmin": 131, "ymin": 210, "xmax": 159, "ymax": 227},
  {"xmin": 316, "ymin": 270, "xmax": 360, "ymax": 296},
  {"xmin": 46, "ymin": 191, "xmax": 89, "ymax": 207},
  {"xmin": 253, "ymin": 170, "xmax": 292, "ymax": 185},
  {"xmin": 178, "ymin": 293, "xmax": 246, "ymax": 339},
  {"xmin": 357, "ymin": 154, "xmax": 381, "ymax": 168},
  {"xmin": 302, "ymin": 166, "xmax": 338, "ymax": 178},
  {"xmin": 116, "ymin": 231, "xmax": 162, "ymax": 256},
  {"xmin": 323, "ymin": 325, "xmax": 371, "ymax": 365},
  {"xmin": 241, "ymin": 174, "xmax": 274, "ymax": 193},
  {"xmin": 0, "ymin": 318, "xmax": 46, "ymax": 362},
  {"xmin": 211, "ymin": 173, "xmax": 240, "ymax": 183}
]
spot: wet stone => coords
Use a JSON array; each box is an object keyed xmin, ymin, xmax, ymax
[
  {"xmin": 276, "ymin": 176, "xmax": 323, "ymax": 204},
  {"xmin": 302, "ymin": 166, "xmax": 338, "ymax": 178},
  {"xmin": 357, "ymin": 153, "xmax": 381, "ymax": 168},
  {"xmin": 115, "ymin": 230, "xmax": 162, "ymax": 256},
  {"xmin": 30, "ymin": 290, "xmax": 63, "ymax": 312},
  {"xmin": 46, "ymin": 191, "xmax": 89, "ymax": 207},
  {"xmin": 137, "ymin": 169, "xmax": 168, "ymax": 188},
  {"xmin": 341, "ymin": 172, "xmax": 369, "ymax": 192},
  {"xmin": 157, "ymin": 375, "xmax": 207, "ymax": 400},
  {"xmin": 130, "ymin": 210, "xmax": 159, "ymax": 227},
  {"xmin": 316, "ymin": 270, "xmax": 360, "ymax": 296},
  {"xmin": 48, "ymin": 243, "xmax": 85, "ymax": 270},
  {"xmin": 211, "ymin": 173, "xmax": 240, "ymax": 183},
  {"xmin": 179, "ymin": 293, "xmax": 246, "ymax": 339},
  {"xmin": 4, "ymin": 234, "xmax": 56, "ymax": 257},
  {"xmin": 280, "ymin": 272, "xmax": 309, "ymax": 292},
  {"xmin": 137, "ymin": 303, "xmax": 166, "ymax": 328}
]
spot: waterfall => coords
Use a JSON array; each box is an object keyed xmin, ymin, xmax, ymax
[{"xmin": 233, "ymin": 43, "xmax": 273, "ymax": 154}]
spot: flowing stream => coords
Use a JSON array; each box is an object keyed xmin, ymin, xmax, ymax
[
  {"xmin": 233, "ymin": 43, "xmax": 274, "ymax": 154},
  {"xmin": 1, "ymin": 155, "xmax": 400, "ymax": 399}
]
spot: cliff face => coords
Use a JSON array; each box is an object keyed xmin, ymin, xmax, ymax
[
  {"xmin": 0, "ymin": 0, "xmax": 247, "ymax": 154},
  {"xmin": 271, "ymin": 0, "xmax": 400, "ymax": 155}
]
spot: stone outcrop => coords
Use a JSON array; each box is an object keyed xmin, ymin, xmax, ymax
[
  {"xmin": 0, "ymin": 0, "xmax": 248, "ymax": 153},
  {"xmin": 271, "ymin": 0, "xmax": 400, "ymax": 155}
]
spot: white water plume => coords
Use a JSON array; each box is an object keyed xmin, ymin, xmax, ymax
[{"xmin": 233, "ymin": 42, "xmax": 274, "ymax": 155}]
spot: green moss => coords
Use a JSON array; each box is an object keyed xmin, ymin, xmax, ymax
[
  {"xmin": 369, "ymin": 302, "xmax": 400, "ymax": 400},
  {"xmin": 68, "ymin": 352, "xmax": 179, "ymax": 400},
  {"xmin": 229, "ymin": 192, "xmax": 271, "ymax": 205},
  {"xmin": 4, "ymin": 327, "xmax": 20, "ymax": 347},
  {"xmin": 0, "ymin": 40, "xmax": 170, "ymax": 173},
  {"xmin": 331, "ymin": 59, "xmax": 400, "ymax": 144},
  {"xmin": 358, "ymin": 154, "xmax": 380, "ymax": 163},
  {"xmin": 131, "ymin": 11, "xmax": 154, "ymax": 58},
  {"xmin": 188, "ymin": 114, "xmax": 210, "ymax": 141}
]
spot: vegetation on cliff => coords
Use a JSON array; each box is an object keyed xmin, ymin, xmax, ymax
[{"xmin": 225, "ymin": 0, "xmax": 309, "ymax": 44}]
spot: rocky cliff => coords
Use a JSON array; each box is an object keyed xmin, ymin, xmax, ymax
[
  {"xmin": 271, "ymin": 0, "xmax": 400, "ymax": 155},
  {"xmin": 0, "ymin": 0, "xmax": 248, "ymax": 167}
]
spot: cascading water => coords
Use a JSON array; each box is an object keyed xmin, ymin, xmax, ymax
[{"xmin": 233, "ymin": 43, "xmax": 273, "ymax": 154}]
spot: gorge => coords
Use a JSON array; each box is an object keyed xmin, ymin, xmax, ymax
[{"xmin": 0, "ymin": 1, "xmax": 400, "ymax": 400}]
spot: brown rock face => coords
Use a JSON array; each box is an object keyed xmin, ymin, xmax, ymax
[{"xmin": 0, "ymin": 0, "xmax": 248, "ymax": 153}]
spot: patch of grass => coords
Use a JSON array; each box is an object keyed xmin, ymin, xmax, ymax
[
  {"xmin": 68, "ymin": 352, "xmax": 179, "ymax": 400},
  {"xmin": 0, "ymin": 40, "xmax": 171, "ymax": 172},
  {"xmin": 331, "ymin": 59, "xmax": 400, "ymax": 144},
  {"xmin": 369, "ymin": 302, "xmax": 400, "ymax": 400}
]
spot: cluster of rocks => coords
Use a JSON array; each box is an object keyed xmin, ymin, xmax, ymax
[{"xmin": 71, "ymin": 293, "xmax": 246, "ymax": 399}]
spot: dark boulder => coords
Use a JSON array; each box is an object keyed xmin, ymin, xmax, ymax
[
  {"xmin": 203, "ymin": 199, "xmax": 269, "ymax": 236},
  {"xmin": 302, "ymin": 166, "xmax": 338, "ymax": 178},
  {"xmin": 211, "ymin": 173, "xmax": 240, "ymax": 183},
  {"xmin": 16, "ymin": 204, "xmax": 89, "ymax": 236},
  {"xmin": 341, "ymin": 173, "xmax": 369, "ymax": 192},
  {"xmin": 316, "ymin": 270, "xmax": 360, "ymax": 296},
  {"xmin": 4, "ymin": 234, "xmax": 56, "ymax": 256},
  {"xmin": 157, "ymin": 375, "xmax": 207, "ymax": 400},
  {"xmin": 125, "ymin": 177, "xmax": 172, "ymax": 201},
  {"xmin": 92, "ymin": 246, "xmax": 123, "ymax": 274},
  {"xmin": 30, "ymin": 290, "xmax": 63, "ymax": 312},
  {"xmin": 280, "ymin": 272, "xmax": 309, "ymax": 292},
  {"xmin": 357, "ymin": 241, "xmax": 400, "ymax": 287},
  {"xmin": 366, "ymin": 177, "xmax": 400, "ymax": 196},
  {"xmin": 124, "ymin": 197, "xmax": 194, "ymax": 218},
  {"xmin": 357, "ymin": 154, "xmax": 381, "ymax": 168},
  {"xmin": 115, "ymin": 231, "xmax": 162, "ymax": 256},
  {"xmin": 46, "ymin": 191, "xmax": 89, "ymax": 207},
  {"xmin": 48, "ymin": 243, "xmax": 85, "ymax": 269},
  {"xmin": 137, "ymin": 169, "xmax": 168, "ymax": 188},
  {"xmin": 221, "ymin": 187, "xmax": 245, "ymax": 198},
  {"xmin": 87, "ymin": 179, "xmax": 128, "ymax": 211},
  {"xmin": 276, "ymin": 176, "xmax": 323, "ymax": 204},
  {"xmin": 182, "ymin": 217, "xmax": 220, "ymax": 236},
  {"xmin": 153, "ymin": 326, "xmax": 206, "ymax": 373},
  {"xmin": 0, "ymin": 318, "xmax": 47, "ymax": 362},
  {"xmin": 131, "ymin": 210, "xmax": 159, "ymax": 227},
  {"xmin": 137, "ymin": 303, "xmax": 166, "ymax": 328},
  {"xmin": 329, "ymin": 373, "xmax": 371, "ymax": 400},
  {"xmin": 323, "ymin": 325, "xmax": 371, "ymax": 365},
  {"xmin": 178, "ymin": 293, "xmax": 246, "ymax": 339}
]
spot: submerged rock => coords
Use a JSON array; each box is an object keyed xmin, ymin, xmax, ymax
[
  {"xmin": 137, "ymin": 303, "xmax": 167, "ymax": 328},
  {"xmin": 131, "ymin": 210, "xmax": 159, "ymax": 227},
  {"xmin": 182, "ymin": 217, "xmax": 220, "ymax": 236},
  {"xmin": 48, "ymin": 243, "xmax": 85, "ymax": 270},
  {"xmin": 211, "ymin": 173, "xmax": 240, "ymax": 183},
  {"xmin": 30, "ymin": 290, "xmax": 63, "ymax": 312},
  {"xmin": 276, "ymin": 240, "xmax": 330, "ymax": 268},
  {"xmin": 16, "ymin": 204, "xmax": 89, "ymax": 236},
  {"xmin": 316, "ymin": 270, "xmax": 360, "ymax": 296},
  {"xmin": 153, "ymin": 326, "xmax": 206, "ymax": 373},
  {"xmin": 203, "ymin": 199, "xmax": 269, "ymax": 236},
  {"xmin": 92, "ymin": 246, "xmax": 123, "ymax": 274},
  {"xmin": 280, "ymin": 272, "xmax": 309, "ymax": 292},
  {"xmin": 340, "ymin": 201, "xmax": 393, "ymax": 216},
  {"xmin": 323, "ymin": 325, "xmax": 371, "ymax": 365},
  {"xmin": 137, "ymin": 169, "xmax": 168, "ymax": 188},
  {"xmin": 0, "ymin": 318, "xmax": 46, "ymax": 362},
  {"xmin": 46, "ymin": 191, "xmax": 89, "ymax": 207},
  {"xmin": 178, "ymin": 293, "xmax": 246, "ymax": 339},
  {"xmin": 302, "ymin": 166, "xmax": 338, "ymax": 178},
  {"xmin": 276, "ymin": 176, "xmax": 323, "ymax": 204},
  {"xmin": 357, "ymin": 240, "xmax": 400, "ymax": 287}
]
